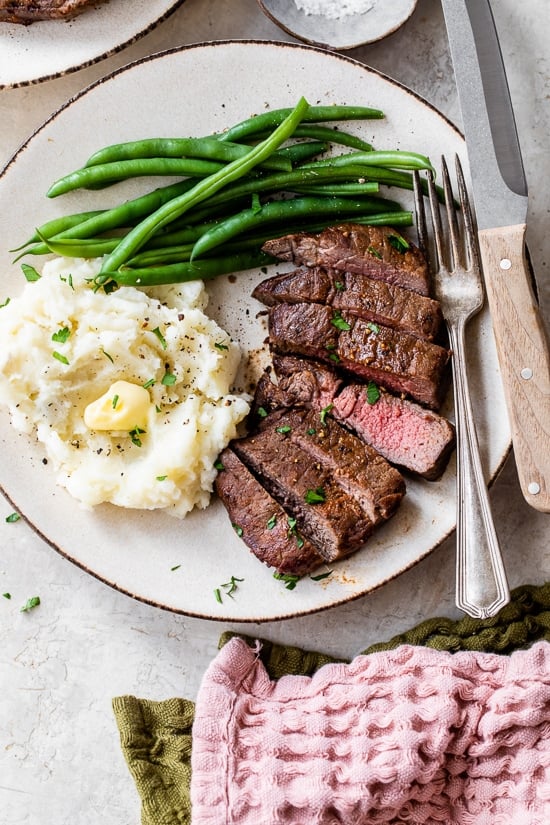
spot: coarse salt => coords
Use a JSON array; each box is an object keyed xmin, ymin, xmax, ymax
[{"xmin": 294, "ymin": 0, "xmax": 375, "ymax": 20}]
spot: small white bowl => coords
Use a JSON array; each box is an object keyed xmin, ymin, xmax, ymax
[{"xmin": 257, "ymin": 0, "xmax": 418, "ymax": 50}]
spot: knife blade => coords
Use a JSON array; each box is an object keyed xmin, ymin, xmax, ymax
[{"xmin": 441, "ymin": 0, "xmax": 550, "ymax": 512}]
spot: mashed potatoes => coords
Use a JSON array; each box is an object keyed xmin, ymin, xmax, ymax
[{"xmin": 0, "ymin": 257, "xmax": 250, "ymax": 517}]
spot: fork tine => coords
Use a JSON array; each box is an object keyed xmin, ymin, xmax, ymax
[
  {"xmin": 454, "ymin": 154, "xmax": 481, "ymax": 272},
  {"xmin": 412, "ymin": 170, "xmax": 429, "ymax": 262},
  {"xmin": 441, "ymin": 155, "xmax": 462, "ymax": 270},
  {"xmin": 426, "ymin": 168, "xmax": 446, "ymax": 271}
]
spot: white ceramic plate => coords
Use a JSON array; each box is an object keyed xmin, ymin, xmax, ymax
[
  {"xmin": 0, "ymin": 0, "xmax": 186, "ymax": 89},
  {"xmin": 257, "ymin": 0, "xmax": 417, "ymax": 50},
  {"xmin": 0, "ymin": 41, "xmax": 510, "ymax": 621}
]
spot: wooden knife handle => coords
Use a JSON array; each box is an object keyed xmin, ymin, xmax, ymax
[{"xmin": 478, "ymin": 224, "xmax": 550, "ymax": 512}]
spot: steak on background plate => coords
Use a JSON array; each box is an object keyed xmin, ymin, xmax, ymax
[
  {"xmin": 0, "ymin": 0, "xmax": 94, "ymax": 23},
  {"xmin": 262, "ymin": 224, "xmax": 432, "ymax": 296}
]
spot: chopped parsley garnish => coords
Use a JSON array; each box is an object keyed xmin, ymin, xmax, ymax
[
  {"xmin": 21, "ymin": 263, "xmax": 41, "ymax": 282},
  {"xmin": 112, "ymin": 394, "xmax": 119, "ymax": 409},
  {"xmin": 142, "ymin": 378, "xmax": 155, "ymax": 389},
  {"xmin": 152, "ymin": 326, "xmax": 167, "ymax": 349},
  {"xmin": 5, "ymin": 512, "xmax": 20, "ymax": 523},
  {"xmin": 162, "ymin": 372, "xmax": 176, "ymax": 386},
  {"xmin": 232, "ymin": 523, "xmax": 243, "ymax": 537},
  {"xmin": 266, "ymin": 513, "xmax": 277, "ymax": 530},
  {"xmin": 334, "ymin": 280, "xmax": 345, "ymax": 291},
  {"xmin": 306, "ymin": 427, "xmax": 316, "ymax": 435},
  {"xmin": 286, "ymin": 517, "xmax": 305, "ymax": 550},
  {"xmin": 331, "ymin": 311, "xmax": 351, "ymax": 331},
  {"xmin": 304, "ymin": 487, "xmax": 326, "ymax": 505},
  {"xmin": 101, "ymin": 348, "xmax": 114, "ymax": 363},
  {"xmin": 129, "ymin": 426, "xmax": 146, "ymax": 447},
  {"xmin": 367, "ymin": 245, "xmax": 382, "ymax": 259},
  {"xmin": 20, "ymin": 596, "xmax": 40, "ymax": 613},
  {"xmin": 171, "ymin": 564, "xmax": 181, "ymax": 571},
  {"xmin": 60, "ymin": 273, "xmax": 74, "ymax": 290},
  {"xmin": 366, "ymin": 381, "xmax": 381, "ymax": 405},
  {"xmin": 328, "ymin": 352, "xmax": 340, "ymax": 363},
  {"xmin": 388, "ymin": 233, "xmax": 410, "ymax": 253},
  {"xmin": 0, "ymin": 297, "xmax": 10, "ymax": 309},
  {"xmin": 52, "ymin": 351, "xmax": 69, "ymax": 365},
  {"xmin": 3, "ymin": 592, "xmax": 11, "ymax": 600},
  {"xmin": 257, "ymin": 406, "xmax": 268, "ymax": 418},
  {"xmin": 310, "ymin": 570, "xmax": 333, "ymax": 581},
  {"xmin": 276, "ymin": 425, "xmax": 291, "ymax": 434},
  {"xmin": 52, "ymin": 326, "xmax": 70, "ymax": 344},
  {"xmin": 319, "ymin": 403, "xmax": 333, "ymax": 425},
  {"xmin": 214, "ymin": 575, "xmax": 244, "ymax": 602},
  {"xmin": 366, "ymin": 322, "xmax": 380, "ymax": 334},
  {"xmin": 214, "ymin": 341, "xmax": 229, "ymax": 351},
  {"xmin": 273, "ymin": 572, "xmax": 300, "ymax": 590},
  {"xmin": 156, "ymin": 475, "xmax": 168, "ymax": 481},
  {"xmin": 214, "ymin": 459, "xmax": 224, "ymax": 471}
]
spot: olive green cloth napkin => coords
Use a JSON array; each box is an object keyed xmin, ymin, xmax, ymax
[{"xmin": 112, "ymin": 582, "xmax": 550, "ymax": 825}]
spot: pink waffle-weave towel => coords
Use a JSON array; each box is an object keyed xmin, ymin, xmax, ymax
[{"xmin": 191, "ymin": 638, "xmax": 550, "ymax": 824}]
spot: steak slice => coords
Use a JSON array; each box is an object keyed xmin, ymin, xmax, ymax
[
  {"xmin": 257, "ymin": 407, "xmax": 405, "ymax": 523},
  {"xmin": 255, "ymin": 357, "xmax": 455, "ymax": 480},
  {"xmin": 268, "ymin": 302, "xmax": 450, "ymax": 409},
  {"xmin": 214, "ymin": 448, "xmax": 324, "ymax": 576},
  {"xmin": 262, "ymin": 224, "xmax": 431, "ymax": 296},
  {"xmin": 332, "ymin": 385, "xmax": 456, "ymax": 481},
  {"xmin": 0, "ymin": 0, "xmax": 93, "ymax": 23},
  {"xmin": 252, "ymin": 266, "xmax": 443, "ymax": 341},
  {"xmin": 232, "ymin": 426, "xmax": 375, "ymax": 563}
]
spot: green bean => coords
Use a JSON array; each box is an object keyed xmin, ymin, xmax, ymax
[
  {"xmin": 218, "ymin": 105, "xmax": 384, "ymax": 143},
  {"xmin": 291, "ymin": 182, "xmax": 381, "ymax": 197},
  {"xmin": 99, "ymin": 97, "xmax": 311, "ymax": 275},
  {"xmin": 276, "ymin": 141, "xmax": 328, "ymax": 165},
  {"xmin": 250, "ymin": 124, "xmax": 373, "ymax": 152},
  {"xmin": 10, "ymin": 210, "xmax": 106, "ymax": 252},
  {"xmin": 302, "ymin": 150, "xmax": 435, "ymax": 173},
  {"xmin": 191, "ymin": 195, "xmax": 403, "ymax": 260},
  {"xmin": 47, "ymin": 158, "xmax": 226, "ymax": 198},
  {"xmin": 101, "ymin": 251, "xmax": 274, "ymax": 288},
  {"xmin": 84, "ymin": 137, "xmax": 291, "ymax": 172}
]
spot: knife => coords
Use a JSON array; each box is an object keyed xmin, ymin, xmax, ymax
[{"xmin": 441, "ymin": 0, "xmax": 550, "ymax": 512}]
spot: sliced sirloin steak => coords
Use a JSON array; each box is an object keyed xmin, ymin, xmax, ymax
[
  {"xmin": 232, "ymin": 425, "xmax": 376, "ymax": 563},
  {"xmin": 268, "ymin": 302, "xmax": 450, "ymax": 410},
  {"xmin": 0, "ymin": 0, "xmax": 94, "ymax": 23},
  {"xmin": 254, "ymin": 356, "xmax": 455, "ymax": 481},
  {"xmin": 252, "ymin": 266, "xmax": 443, "ymax": 341},
  {"xmin": 214, "ymin": 448, "xmax": 324, "ymax": 576},
  {"xmin": 255, "ymin": 407, "xmax": 406, "ymax": 524},
  {"xmin": 261, "ymin": 224, "xmax": 431, "ymax": 296}
]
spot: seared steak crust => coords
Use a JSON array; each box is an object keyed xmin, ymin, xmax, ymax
[
  {"xmin": 0, "ymin": 0, "xmax": 93, "ymax": 23},
  {"xmin": 262, "ymin": 224, "xmax": 431, "ymax": 296},
  {"xmin": 232, "ymin": 425, "xmax": 376, "ymax": 563},
  {"xmin": 268, "ymin": 302, "xmax": 450, "ymax": 410},
  {"xmin": 258, "ymin": 407, "xmax": 406, "ymax": 523},
  {"xmin": 254, "ymin": 356, "xmax": 455, "ymax": 480},
  {"xmin": 214, "ymin": 448, "xmax": 324, "ymax": 576},
  {"xmin": 253, "ymin": 266, "xmax": 443, "ymax": 341}
]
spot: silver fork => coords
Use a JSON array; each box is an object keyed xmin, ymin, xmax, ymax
[{"xmin": 413, "ymin": 155, "xmax": 510, "ymax": 619}]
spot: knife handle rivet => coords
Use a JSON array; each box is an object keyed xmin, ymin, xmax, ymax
[
  {"xmin": 521, "ymin": 367, "xmax": 533, "ymax": 380},
  {"xmin": 500, "ymin": 258, "xmax": 512, "ymax": 271},
  {"xmin": 528, "ymin": 482, "xmax": 541, "ymax": 495}
]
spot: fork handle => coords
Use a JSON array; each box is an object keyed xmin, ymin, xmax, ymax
[
  {"xmin": 450, "ymin": 322, "xmax": 510, "ymax": 619},
  {"xmin": 478, "ymin": 224, "xmax": 550, "ymax": 512}
]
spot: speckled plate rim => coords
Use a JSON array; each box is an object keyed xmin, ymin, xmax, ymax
[
  {"xmin": 0, "ymin": 0, "xmax": 187, "ymax": 90},
  {"xmin": 0, "ymin": 40, "xmax": 512, "ymax": 622},
  {"xmin": 257, "ymin": 0, "xmax": 418, "ymax": 50}
]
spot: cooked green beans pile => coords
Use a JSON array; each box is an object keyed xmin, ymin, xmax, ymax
[{"xmin": 14, "ymin": 98, "xmax": 436, "ymax": 288}]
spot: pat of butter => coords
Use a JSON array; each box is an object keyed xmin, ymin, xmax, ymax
[{"xmin": 84, "ymin": 380, "xmax": 152, "ymax": 431}]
